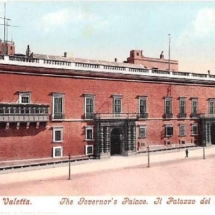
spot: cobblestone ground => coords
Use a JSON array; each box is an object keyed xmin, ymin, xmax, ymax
[{"xmin": 0, "ymin": 156, "xmax": 214, "ymax": 196}]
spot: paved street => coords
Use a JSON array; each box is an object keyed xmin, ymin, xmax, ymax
[{"xmin": 0, "ymin": 146, "xmax": 215, "ymax": 195}]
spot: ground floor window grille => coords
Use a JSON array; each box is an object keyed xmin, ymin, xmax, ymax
[
  {"xmin": 53, "ymin": 127, "xmax": 63, "ymax": 142},
  {"xmin": 85, "ymin": 145, "xmax": 94, "ymax": 155},
  {"xmin": 53, "ymin": 146, "xmax": 63, "ymax": 158},
  {"xmin": 85, "ymin": 126, "xmax": 94, "ymax": 141},
  {"xmin": 179, "ymin": 125, "xmax": 186, "ymax": 136},
  {"xmin": 180, "ymin": 140, "xmax": 186, "ymax": 144},
  {"xmin": 165, "ymin": 125, "xmax": 173, "ymax": 137},
  {"xmin": 139, "ymin": 126, "xmax": 147, "ymax": 138},
  {"xmin": 192, "ymin": 124, "xmax": 198, "ymax": 135}
]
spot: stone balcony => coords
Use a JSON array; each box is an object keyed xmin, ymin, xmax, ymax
[
  {"xmin": 137, "ymin": 113, "xmax": 148, "ymax": 119},
  {"xmin": 178, "ymin": 113, "xmax": 187, "ymax": 118},
  {"xmin": 164, "ymin": 113, "xmax": 173, "ymax": 119},
  {"xmin": 94, "ymin": 113, "xmax": 137, "ymax": 120},
  {"xmin": 0, "ymin": 103, "xmax": 49, "ymax": 128}
]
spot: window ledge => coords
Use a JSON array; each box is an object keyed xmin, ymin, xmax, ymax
[
  {"xmin": 51, "ymin": 119, "xmax": 64, "ymax": 122},
  {"xmin": 138, "ymin": 137, "xmax": 146, "ymax": 139},
  {"xmin": 85, "ymin": 139, "xmax": 95, "ymax": 142},
  {"xmin": 52, "ymin": 141, "xmax": 63, "ymax": 143}
]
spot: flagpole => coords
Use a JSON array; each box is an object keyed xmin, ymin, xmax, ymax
[{"xmin": 168, "ymin": 34, "xmax": 171, "ymax": 71}]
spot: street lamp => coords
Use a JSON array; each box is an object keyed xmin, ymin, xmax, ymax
[
  {"xmin": 147, "ymin": 146, "xmax": 150, "ymax": 168},
  {"xmin": 68, "ymin": 153, "xmax": 71, "ymax": 180},
  {"xmin": 203, "ymin": 144, "xmax": 206, "ymax": 160}
]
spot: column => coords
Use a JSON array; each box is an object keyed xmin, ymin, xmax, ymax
[
  {"xmin": 127, "ymin": 125, "xmax": 131, "ymax": 151},
  {"xmin": 205, "ymin": 122, "xmax": 209, "ymax": 145},
  {"xmin": 131, "ymin": 125, "xmax": 136, "ymax": 151},
  {"xmin": 201, "ymin": 119, "xmax": 206, "ymax": 146},
  {"xmin": 100, "ymin": 126, "xmax": 104, "ymax": 153},
  {"xmin": 95, "ymin": 122, "xmax": 100, "ymax": 158},
  {"xmin": 208, "ymin": 122, "xmax": 211, "ymax": 144},
  {"xmin": 104, "ymin": 126, "xmax": 110, "ymax": 153},
  {"xmin": 107, "ymin": 127, "xmax": 111, "ymax": 153}
]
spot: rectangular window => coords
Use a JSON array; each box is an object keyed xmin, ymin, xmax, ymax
[
  {"xmin": 166, "ymin": 101, "xmax": 171, "ymax": 114},
  {"xmin": 114, "ymin": 97, "xmax": 122, "ymax": 114},
  {"xmin": 192, "ymin": 124, "xmax": 198, "ymax": 135},
  {"xmin": 165, "ymin": 140, "xmax": 171, "ymax": 145},
  {"xmin": 21, "ymin": 96, "xmax": 30, "ymax": 104},
  {"xmin": 52, "ymin": 93, "xmax": 64, "ymax": 119},
  {"xmin": 139, "ymin": 96, "xmax": 148, "ymax": 118},
  {"xmin": 53, "ymin": 146, "xmax": 63, "ymax": 158},
  {"xmin": 209, "ymin": 99, "xmax": 215, "ymax": 114},
  {"xmin": 85, "ymin": 95, "xmax": 94, "ymax": 119},
  {"xmin": 164, "ymin": 97, "xmax": 172, "ymax": 118},
  {"xmin": 139, "ymin": 97, "xmax": 147, "ymax": 113},
  {"xmin": 165, "ymin": 125, "xmax": 173, "ymax": 137},
  {"xmin": 191, "ymin": 98, "xmax": 198, "ymax": 115},
  {"xmin": 53, "ymin": 127, "xmax": 63, "ymax": 142},
  {"xmin": 181, "ymin": 140, "xmax": 186, "ymax": 144},
  {"xmin": 179, "ymin": 98, "xmax": 186, "ymax": 115},
  {"xmin": 19, "ymin": 92, "xmax": 31, "ymax": 104},
  {"xmin": 139, "ymin": 126, "xmax": 147, "ymax": 138},
  {"xmin": 179, "ymin": 124, "xmax": 186, "ymax": 136},
  {"xmin": 85, "ymin": 126, "xmax": 94, "ymax": 141},
  {"xmin": 85, "ymin": 145, "xmax": 94, "ymax": 155}
]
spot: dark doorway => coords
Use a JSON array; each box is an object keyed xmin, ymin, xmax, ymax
[
  {"xmin": 111, "ymin": 128, "xmax": 121, "ymax": 155},
  {"xmin": 211, "ymin": 124, "xmax": 215, "ymax": 144}
]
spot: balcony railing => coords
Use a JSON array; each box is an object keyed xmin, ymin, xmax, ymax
[
  {"xmin": 199, "ymin": 113, "xmax": 215, "ymax": 119},
  {"xmin": 0, "ymin": 104, "xmax": 49, "ymax": 122},
  {"xmin": 137, "ymin": 113, "xmax": 148, "ymax": 119},
  {"xmin": 85, "ymin": 113, "xmax": 94, "ymax": 119},
  {"xmin": 1, "ymin": 55, "xmax": 215, "ymax": 83},
  {"xmin": 53, "ymin": 113, "xmax": 65, "ymax": 120},
  {"xmin": 178, "ymin": 113, "xmax": 187, "ymax": 118},
  {"xmin": 94, "ymin": 113, "xmax": 137, "ymax": 120},
  {"xmin": 152, "ymin": 70, "xmax": 170, "ymax": 75},
  {"xmin": 190, "ymin": 113, "xmax": 199, "ymax": 118},
  {"xmin": 164, "ymin": 113, "xmax": 173, "ymax": 119},
  {"xmin": 9, "ymin": 56, "xmax": 40, "ymax": 63}
]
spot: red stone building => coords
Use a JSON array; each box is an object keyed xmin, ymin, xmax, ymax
[
  {"xmin": 0, "ymin": 45, "xmax": 213, "ymax": 164},
  {"xmin": 0, "ymin": 40, "xmax": 15, "ymax": 56},
  {"xmin": 126, "ymin": 50, "xmax": 178, "ymax": 71}
]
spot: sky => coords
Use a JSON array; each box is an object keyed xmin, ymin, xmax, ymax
[{"xmin": 0, "ymin": 1, "xmax": 215, "ymax": 74}]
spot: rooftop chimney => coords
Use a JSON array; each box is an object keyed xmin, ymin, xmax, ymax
[
  {"xmin": 160, "ymin": 51, "xmax": 164, "ymax": 59},
  {"xmin": 26, "ymin": 45, "xmax": 31, "ymax": 58},
  {"xmin": 115, "ymin": 58, "xmax": 117, "ymax": 62},
  {"xmin": 64, "ymin": 52, "xmax": 67, "ymax": 58}
]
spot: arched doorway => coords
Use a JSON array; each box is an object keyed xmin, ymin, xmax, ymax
[{"xmin": 111, "ymin": 128, "xmax": 121, "ymax": 155}]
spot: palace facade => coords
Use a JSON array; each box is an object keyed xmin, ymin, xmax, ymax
[{"xmin": 0, "ymin": 43, "xmax": 214, "ymax": 163}]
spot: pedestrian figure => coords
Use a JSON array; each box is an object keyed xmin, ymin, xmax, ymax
[{"xmin": 185, "ymin": 148, "xmax": 189, "ymax": 158}]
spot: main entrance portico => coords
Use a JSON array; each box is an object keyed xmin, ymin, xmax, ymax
[
  {"xmin": 200, "ymin": 114, "xmax": 215, "ymax": 146},
  {"xmin": 94, "ymin": 114, "xmax": 137, "ymax": 159}
]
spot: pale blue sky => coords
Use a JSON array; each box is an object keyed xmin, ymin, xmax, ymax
[{"xmin": 1, "ymin": 1, "xmax": 215, "ymax": 73}]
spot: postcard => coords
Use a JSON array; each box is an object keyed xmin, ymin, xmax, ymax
[{"xmin": 0, "ymin": 1, "xmax": 214, "ymax": 215}]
